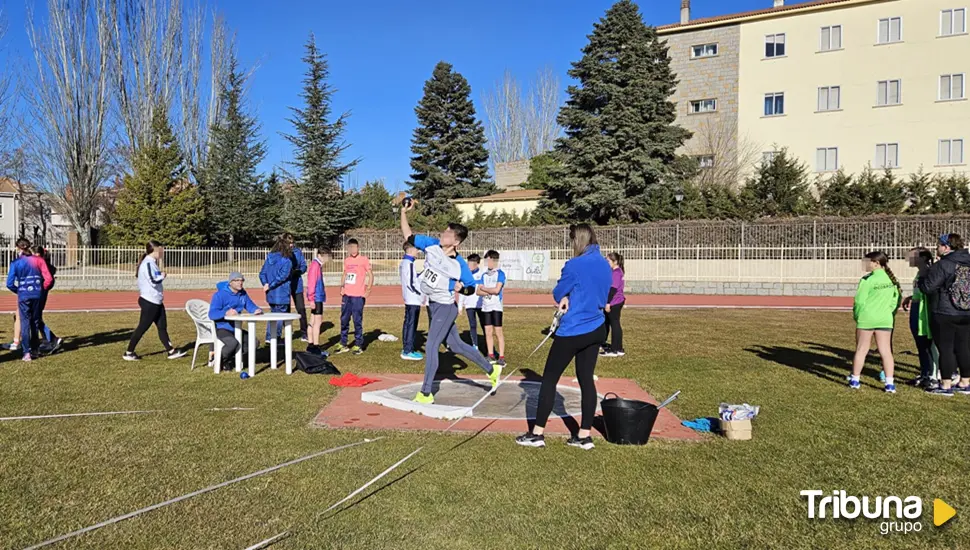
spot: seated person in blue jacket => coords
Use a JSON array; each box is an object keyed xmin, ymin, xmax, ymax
[{"xmin": 209, "ymin": 271, "xmax": 263, "ymax": 366}]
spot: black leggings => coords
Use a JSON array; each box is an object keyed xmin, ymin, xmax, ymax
[
  {"xmin": 534, "ymin": 323, "xmax": 607, "ymax": 431},
  {"xmin": 292, "ymin": 292, "xmax": 308, "ymax": 334},
  {"xmin": 604, "ymin": 302, "xmax": 624, "ymax": 351},
  {"xmin": 127, "ymin": 298, "xmax": 172, "ymax": 353},
  {"xmin": 933, "ymin": 314, "xmax": 970, "ymax": 380}
]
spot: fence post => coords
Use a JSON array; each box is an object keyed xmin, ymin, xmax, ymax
[
  {"xmin": 81, "ymin": 246, "xmax": 87, "ymax": 280},
  {"xmin": 655, "ymin": 244, "xmax": 660, "ymax": 281},
  {"xmin": 209, "ymin": 248, "xmax": 214, "ymax": 279},
  {"xmin": 695, "ymin": 244, "xmax": 700, "ymax": 282},
  {"xmin": 514, "ymin": 227, "xmax": 518, "ymax": 249},
  {"xmin": 737, "ymin": 243, "xmax": 742, "ymax": 282},
  {"xmin": 823, "ymin": 244, "xmax": 828, "ymax": 283},
  {"xmin": 813, "ymin": 220, "xmax": 818, "ymax": 260},
  {"xmin": 675, "ymin": 224, "xmax": 680, "ymax": 260},
  {"xmin": 116, "ymin": 247, "xmax": 121, "ymax": 280},
  {"xmin": 780, "ymin": 245, "xmax": 784, "ymax": 283}
]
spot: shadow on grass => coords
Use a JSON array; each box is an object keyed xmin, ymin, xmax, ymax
[
  {"xmin": 321, "ymin": 329, "xmax": 383, "ymax": 351},
  {"xmin": 59, "ymin": 328, "xmax": 133, "ymax": 353},
  {"xmin": 323, "ymin": 420, "xmax": 498, "ymax": 521},
  {"xmin": 747, "ymin": 340, "xmax": 919, "ymax": 387}
]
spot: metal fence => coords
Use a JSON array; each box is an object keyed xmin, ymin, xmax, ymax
[{"xmin": 5, "ymin": 217, "xmax": 969, "ymax": 285}]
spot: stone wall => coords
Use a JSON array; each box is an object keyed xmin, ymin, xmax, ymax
[{"xmin": 661, "ymin": 24, "xmax": 741, "ymax": 164}]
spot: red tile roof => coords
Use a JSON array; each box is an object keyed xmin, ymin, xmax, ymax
[
  {"xmin": 451, "ymin": 189, "xmax": 543, "ymax": 204},
  {"xmin": 658, "ymin": 0, "xmax": 863, "ymax": 32}
]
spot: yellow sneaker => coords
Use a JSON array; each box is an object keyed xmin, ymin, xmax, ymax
[
  {"xmin": 413, "ymin": 392, "xmax": 434, "ymax": 405},
  {"xmin": 488, "ymin": 363, "xmax": 503, "ymax": 392}
]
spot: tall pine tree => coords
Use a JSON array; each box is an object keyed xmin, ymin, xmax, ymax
[
  {"xmin": 109, "ymin": 107, "xmax": 204, "ymax": 246},
  {"xmin": 409, "ymin": 61, "xmax": 494, "ymax": 212},
  {"xmin": 203, "ymin": 55, "xmax": 267, "ymax": 246},
  {"xmin": 283, "ymin": 33, "xmax": 359, "ymax": 240},
  {"xmin": 541, "ymin": 0, "xmax": 690, "ymax": 224}
]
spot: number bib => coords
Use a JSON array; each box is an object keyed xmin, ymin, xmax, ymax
[
  {"xmin": 422, "ymin": 267, "xmax": 446, "ymax": 290},
  {"xmin": 345, "ymin": 272, "xmax": 357, "ymax": 285}
]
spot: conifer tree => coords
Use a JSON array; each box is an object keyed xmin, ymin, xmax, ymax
[
  {"xmin": 409, "ymin": 61, "xmax": 495, "ymax": 212},
  {"xmin": 110, "ymin": 107, "xmax": 204, "ymax": 246},
  {"xmin": 540, "ymin": 0, "xmax": 690, "ymax": 224}
]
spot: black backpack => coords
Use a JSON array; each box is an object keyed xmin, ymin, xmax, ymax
[{"xmin": 294, "ymin": 352, "xmax": 341, "ymax": 375}]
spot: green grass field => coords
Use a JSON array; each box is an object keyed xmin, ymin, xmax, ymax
[{"xmin": 1, "ymin": 308, "xmax": 968, "ymax": 549}]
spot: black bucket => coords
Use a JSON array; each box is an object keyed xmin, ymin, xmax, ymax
[{"xmin": 600, "ymin": 392, "xmax": 660, "ymax": 445}]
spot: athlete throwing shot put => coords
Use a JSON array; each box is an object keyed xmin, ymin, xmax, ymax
[{"xmin": 400, "ymin": 201, "xmax": 501, "ymax": 404}]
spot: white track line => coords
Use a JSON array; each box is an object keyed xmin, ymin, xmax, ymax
[
  {"xmin": 23, "ymin": 438, "xmax": 382, "ymax": 550},
  {"xmin": 0, "ymin": 410, "xmax": 160, "ymax": 422},
  {"xmin": 0, "ymin": 408, "xmax": 254, "ymax": 422},
  {"xmin": 244, "ymin": 366, "xmax": 524, "ymax": 549},
  {"xmin": 243, "ymin": 531, "xmax": 290, "ymax": 550},
  {"xmin": 322, "ymin": 446, "xmax": 425, "ymax": 514}
]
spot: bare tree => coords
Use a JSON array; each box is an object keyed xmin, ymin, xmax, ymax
[
  {"xmin": 0, "ymin": 10, "xmax": 15, "ymax": 169},
  {"xmin": 105, "ymin": 0, "xmax": 229, "ymax": 181},
  {"xmin": 525, "ymin": 66, "xmax": 561, "ymax": 158},
  {"xmin": 106, "ymin": 0, "xmax": 183, "ymax": 161},
  {"xmin": 179, "ymin": 8, "xmax": 231, "ymax": 181},
  {"xmin": 483, "ymin": 70, "xmax": 525, "ymax": 164},
  {"xmin": 25, "ymin": 0, "xmax": 113, "ymax": 246},
  {"xmin": 483, "ymin": 67, "xmax": 562, "ymax": 165},
  {"xmin": 684, "ymin": 116, "xmax": 760, "ymax": 189}
]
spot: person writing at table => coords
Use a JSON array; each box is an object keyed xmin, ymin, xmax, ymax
[{"xmin": 209, "ymin": 271, "xmax": 263, "ymax": 367}]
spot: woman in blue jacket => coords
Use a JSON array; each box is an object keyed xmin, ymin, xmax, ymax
[
  {"xmin": 259, "ymin": 236, "xmax": 295, "ymax": 343},
  {"xmin": 284, "ymin": 233, "xmax": 309, "ymax": 341},
  {"xmin": 517, "ymin": 224, "xmax": 611, "ymax": 451}
]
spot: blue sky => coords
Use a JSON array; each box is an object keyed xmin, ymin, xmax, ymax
[{"xmin": 1, "ymin": 0, "xmax": 775, "ymax": 191}]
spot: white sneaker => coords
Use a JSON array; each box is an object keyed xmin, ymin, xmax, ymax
[{"xmin": 167, "ymin": 349, "xmax": 187, "ymax": 360}]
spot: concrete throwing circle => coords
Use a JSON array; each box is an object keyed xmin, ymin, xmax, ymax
[{"xmin": 361, "ymin": 379, "xmax": 586, "ymax": 420}]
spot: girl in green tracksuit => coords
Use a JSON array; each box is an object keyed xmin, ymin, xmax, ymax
[
  {"xmin": 850, "ymin": 251, "xmax": 902, "ymax": 393},
  {"xmin": 902, "ymin": 248, "xmax": 939, "ymax": 387}
]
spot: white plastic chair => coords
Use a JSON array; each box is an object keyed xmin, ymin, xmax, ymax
[{"xmin": 185, "ymin": 299, "xmax": 224, "ymax": 373}]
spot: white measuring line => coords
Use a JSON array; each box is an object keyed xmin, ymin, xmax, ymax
[
  {"xmin": 0, "ymin": 408, "xmax": 255, "ymax": 422},
  {"xmin": 244, "ymin": 366, "xmax": 523, "ymax": 549},
  {"xmin": 23, "ymin": 438, "xmax": 382, "ymax": 550}
]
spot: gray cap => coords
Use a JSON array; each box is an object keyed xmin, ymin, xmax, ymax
[{"xmin": 228, "ymin": 271, "xmax": 245, "ymax": 282}]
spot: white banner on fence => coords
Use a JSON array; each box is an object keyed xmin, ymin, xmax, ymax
[{"xmin": 489, "ymin": 250, "xmax": 550, "ymax": 281}]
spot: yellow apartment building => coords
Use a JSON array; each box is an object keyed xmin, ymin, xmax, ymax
[{"xmin": 660, "ymin": 0, "xmax": 969, "ymax": 180}]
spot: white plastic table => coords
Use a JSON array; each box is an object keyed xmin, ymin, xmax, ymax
[{"xmin": 231, "ymin": 312, "xmax": 301, "ymax": 377}]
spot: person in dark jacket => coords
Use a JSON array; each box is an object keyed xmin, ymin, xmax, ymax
[
  {"xmin": 516, "ymin": 224, "xmax": 612, "ymax": 451},
  {"xmin": 260, "ymin": 236, "xmax": 294, "ymax": 344},
  {"xmin": 918, "ymin": 233, "xmax": 970, "ymax": 396},
  {"xmin": 34, "ymin": 246, "xmax": 63, "ymax": 353},
  {"xmin": 5, "ymin": 239, "xmax": 53, "ymax": 361},
  {"xmin": 284, "ymin": 233, "xmax": 309, "ymax": 341},
  {"xmin": 209, "ymin": 273, "xmax": 263, "ymax": 365}
]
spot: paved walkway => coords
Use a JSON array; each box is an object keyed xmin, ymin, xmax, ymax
[{"xmin": 0, "ymin": 286, "xmax": 852, "ymax": 313}]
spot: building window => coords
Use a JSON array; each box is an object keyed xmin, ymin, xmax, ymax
[
  {"xmin": 763, "ymin": 151, "xmax": 779, "ymax": 164},
  {"xmin": 939, "ymin": 139, "xmax": 965, "ymax": 165},
  {"xmin": 765, "ymin": 33, "xmax": 786, "ymax": 57},
  {"xmin": 689, "ymin": 99, "xmax": 717, "ymax": 114},
  {"xmin": 764, "ymin": 92, "xmax": 785, "ymax": 116},
  {"xmin": 817, "ymin": 86, "xmax": 841, "ymax": 111},
  {"xmin": 940, "ymin": 74, "xmax": 966, "ymax": 100},
  {"xmin": 691, "ymin": 43, "xmax": 718, "ymax": 58},
  {"xmin": 816, "ymin": 147, "xmax": 839, "ymax": 172},
  {"xmin": 820, "ymin": 25, "xmax": 843, "ymax": 50},
  {"xmin": 878, "ymin": 17, "xmax": 902, "ymax": 43},
  {"xmin": 877, "ymin": 79, "xmax": 902, "ymax": 106},
  {"xmin": 0, "ymin": 203, "xmax": 4, "ymax": 219},
  {"xmin": 696, "ymin": 155, "xmax": 715, "ymax": 169},
  {"xmin": 875, "ymin": 143, "xmax": 900, "ymax": 168},
  {"xmin": 941, "ymin": 8, "xmax": 967, "ymax": 36}
]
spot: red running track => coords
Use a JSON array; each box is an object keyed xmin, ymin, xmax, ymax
[{"xmin": 0, "ymin": 286, "xmax": 852, "ymax": 313}]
